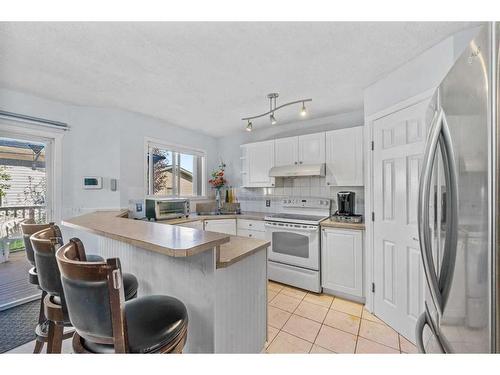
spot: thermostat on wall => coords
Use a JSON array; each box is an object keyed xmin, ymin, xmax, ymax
[{"xmin": 83, "ymin": 176, "xmax": 103, "ymax": 189}]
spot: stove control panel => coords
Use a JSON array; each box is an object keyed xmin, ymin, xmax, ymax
[{"xmin": 282, "ymin": 198, "xmax": 331, "ymax": 209}]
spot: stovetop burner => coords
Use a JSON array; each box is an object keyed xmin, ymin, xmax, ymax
[{"xmin": 265, "ymin": 213, "xmax": 329, "ymax": 225}]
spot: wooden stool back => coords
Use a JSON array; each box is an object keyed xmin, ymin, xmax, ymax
[{"xmin": 56, "ymin": 238, "xmax": 129, "ymax": 352}]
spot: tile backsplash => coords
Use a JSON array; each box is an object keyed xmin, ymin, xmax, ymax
[{"xmin": 233, "ymin": 177, "xmax": 365, "ymax": 216}]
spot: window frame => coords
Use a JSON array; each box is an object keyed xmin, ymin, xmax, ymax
[{"xmin": 144, "ymin": 137, "xmax": 207, "ymax": 200}]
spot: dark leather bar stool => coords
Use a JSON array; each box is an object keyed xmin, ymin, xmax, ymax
[
  {"xmin": 30, "ymin": 225, "xmax": 139, "ymax": 353},
  {"xmin": 56, "ymin": 238, "xmax": 188, "ymax": 354},
  {"xmin": 20, "ymin": 220, "xmax": 53, "ymax": 354}
]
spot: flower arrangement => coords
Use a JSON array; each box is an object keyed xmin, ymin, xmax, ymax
[{"xmin": 208, "ymin": 162, "xmax": 227, "ymax": 190}]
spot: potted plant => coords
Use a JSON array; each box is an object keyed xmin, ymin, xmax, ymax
[{"xmin": 208, "ymin": 162, "xmax": 227, "ymax": 211}]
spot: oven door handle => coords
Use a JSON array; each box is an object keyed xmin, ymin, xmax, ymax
[{"xmin": 264, "ymin": 222, "xmax": 319, "ymax": 233}]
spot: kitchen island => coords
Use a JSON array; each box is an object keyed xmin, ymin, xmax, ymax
[{"xmin": 62, "ymin": 210, "xmax": 270, "ymax": 353}]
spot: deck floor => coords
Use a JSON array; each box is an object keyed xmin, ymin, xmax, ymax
[{"xmin": 0, "ymin": 251, "xmax": 40, "ymax": 310}]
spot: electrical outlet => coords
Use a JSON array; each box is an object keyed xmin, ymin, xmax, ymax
[{"xmin": 265, "ymin": 199, "xmax": 271, "ymax": 207}]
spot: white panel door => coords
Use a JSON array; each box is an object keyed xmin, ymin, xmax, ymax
[
  {"xmin": 325, "ymin": 126, "xmax": 364, "ymax": 186},
  {"xmin": 298, "ymin": 132, "xmax": 325, "ymax": 165},
  {"xmin": 246, "ymin": 140, "xmax": 275, "ymax": 187},
  {"xmin": 372, "ymin": 99, "xmax": 429, "ymax": 343},
  {"xmin": 275, "ymin": 136, "xmax": 298, "ymax": 166}
]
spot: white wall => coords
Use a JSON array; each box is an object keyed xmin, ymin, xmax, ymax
[
  {"xmin": 0, "ymin": 88, "xmax": 219, "ymax": 219},
  {"xmin": 364, "ymin": 26, "xmax": 482, "ymax": 117}
]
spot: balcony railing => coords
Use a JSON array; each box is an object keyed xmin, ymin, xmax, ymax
[
  {"xmin": 0, "ymin": 205, "xmax": 46, "ymax": 224},
  {"xmin": 0, "ymin": 206, "xmax": 46, "ymax": 256}
]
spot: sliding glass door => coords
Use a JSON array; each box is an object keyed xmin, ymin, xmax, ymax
[{"xmin": 0, "ymin": 132, "xmax": 54, "ymax": 310}]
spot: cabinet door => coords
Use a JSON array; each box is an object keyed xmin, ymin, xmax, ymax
[
  {"xmin": 177, "ymin": 220, "xmax": 204, "ymax": 230},
  {"xmin": 321, "ymin": 228, "xmax": 363, "ymax": 298},
  {"xmin": 237, "ymin": 228, "xmax": 266, "ymax": 240},
  {"xmin": 298, "ymin": 132, "xmax": 325, "ymax": 165},
  {"xmin": 325, "ymin": 126, "xmax": 364, "ymax": 186},
  {"xmin": 275, "ymin": 136, "xmax": 298, "ymax": 166},
  {"xmin": 240, "ymin": 145, "xmax": 249, "ymax": 187},
  {"xmin": 204, "ymin": 219, "xmax": 237, "ymax": 235},
  {"xmin": 246, "ymin": 140, "xmax": 275, "ymax": 187}
]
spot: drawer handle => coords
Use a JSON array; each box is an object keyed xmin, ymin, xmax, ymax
[{"xmin": 249, "ymin": 234, "xmax": 252, "ymax": 237}]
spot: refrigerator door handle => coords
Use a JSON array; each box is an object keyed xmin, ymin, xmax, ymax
[
  {"xmin": 418, "ymin": 108, "xmax": 444, "ymax": 315},
  {"xmin": 436, "ymin": 111, "xmax": 459, "ymax": 310}
]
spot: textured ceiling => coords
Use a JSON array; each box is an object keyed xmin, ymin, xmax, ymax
[{"xmin": 0, "ymin": 22, "xmax": 477, "ymax": 137}]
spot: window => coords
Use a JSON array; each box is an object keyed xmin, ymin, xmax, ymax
[{"xmin": 145, "ymin": 139, "xmax": 206, "ymax": 198}]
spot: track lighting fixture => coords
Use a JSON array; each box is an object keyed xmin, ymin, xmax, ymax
[{"xmin": 241, "ymin": 93, "xmax": 312, "ymax": 131}]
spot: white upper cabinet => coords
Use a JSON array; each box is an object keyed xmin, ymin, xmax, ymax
[
  {"xmin": 298, "ymin": 132, "xmax": 325, "ymax": 165},
  {"xmin": 274, "ymin": 133, "xmax": 325, "ymax": 166},
  {"xmin": 325, "ymin": 126, "xmax": 364, "ymax": 186},
  {"xmin": 275, "ymin": 136, "xmax": 299, "ymax": 166},
  {"xmin": 245, "ymin": 140, "xmax": 275, "ymax": 187}
]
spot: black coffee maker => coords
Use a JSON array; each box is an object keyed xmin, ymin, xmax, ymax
[
  {"xmin": 332, "ymin": 191, "xmax": 362, "ymax": 223},
  {"xmin": 337, "ymin": 191, "xmax": 355, "ymax": 215}
]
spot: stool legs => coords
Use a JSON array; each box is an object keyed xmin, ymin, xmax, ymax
[
  {"xmin": 44, "ymin": 294, "xmax": 74, "ymax": 354},
  {"xmin": 33, "ymin": 290, "xmax": 47, "ymax": 354},
  {"xmin": 46, "ymin": 321, "xmax": 64, "ymax": 354}
]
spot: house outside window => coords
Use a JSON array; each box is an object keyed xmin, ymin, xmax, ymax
[{"xmin": 145, "ymin": 139, "xmax": 206, "ymax": 198}]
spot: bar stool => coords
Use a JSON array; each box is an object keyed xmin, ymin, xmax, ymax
[
  {"xmin": 57, "ymin": 238, "xmax": 188, "ymax": 354},
  {"xmin": 30, "ymin": 225, "xmax": 139, "ymax": 353},
  {"xmin": 20, "ymin": 220, "xmax": 53, "ymax": 354}
]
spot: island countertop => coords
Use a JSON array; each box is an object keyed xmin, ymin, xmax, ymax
[
  {"xmin": 62, "ymin": 210, "xmax": 231, "ymax": 258},
  {"xmin": 62, "ymin": 210, "xmax": 270, "ymax": 268}
]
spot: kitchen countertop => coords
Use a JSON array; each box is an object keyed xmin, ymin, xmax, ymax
[
  {"xmin": 62, "ymin": 210, "xmax": 230, "ymax": 258},
  {"xmin": 320, "ymin": 219, "xmax": 365, "ymax": 230},
  {"xmin": 217, "ymin": 236, "xmax": 270, "ymax": 269},
  {"xmin": 62, "ymin": 210, "xmax": 270, "ymax": 268},
  {"xmin": 162, "ymin": 211, "xmax": 267, "ymax": 225}
]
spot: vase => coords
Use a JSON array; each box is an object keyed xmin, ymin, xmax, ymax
[{"xmin": 215, "ymin": 188, "xmax": 223, "ymax": 211}]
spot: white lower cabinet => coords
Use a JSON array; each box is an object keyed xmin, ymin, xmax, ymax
[
  {"xmin": 204, "ymin": 219, "xmax": 237, "ymax": 235},
  {"xmin": 177, "ymin": 220, "xmax": 204, "ymax": 230},
  {"xmin": 321, "ymin": 227, "xmax": 364, "ymax": 301},
  {"xmin": 237, "ymin": 219, "xmax": 266, "ymax": 239}
]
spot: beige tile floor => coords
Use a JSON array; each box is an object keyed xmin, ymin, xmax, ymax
[{"xmin": 265, "ymin": 281, "xmax": 418, "ymax": 354}]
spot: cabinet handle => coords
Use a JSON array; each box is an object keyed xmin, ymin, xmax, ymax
[
  {"xmin": 299, "ymin": 161, "xmax": 303, "ymax": 164},
  {"xmin": 326, "ymin": 182, "xmax": 330, "ymax": 186},
  {"xmin": 294, "ymin": 161, "xmax": 298, "ymax": 165},
  {"xmin": 249, "ymin": 234, "xmax": 252, "ymax": 237}
]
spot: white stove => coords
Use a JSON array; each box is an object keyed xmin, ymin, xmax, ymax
[{"xmin": 265, "ymin": 198, "xmax": 331, "ymax": 293}]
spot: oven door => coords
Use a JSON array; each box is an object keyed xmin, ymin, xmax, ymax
[{"xmin": 265, "ymin": 221, "xmax": 320, "ymax": 270}]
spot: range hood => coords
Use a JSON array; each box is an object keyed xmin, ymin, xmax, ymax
[{"xmin": 268, "ymin": 163, "xmax": 326, "ymax": 177}]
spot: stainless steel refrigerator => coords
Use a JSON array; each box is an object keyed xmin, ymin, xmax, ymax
[{"xmin": 416, "ymin": 23, "xmax": 499, "ymax": 353}]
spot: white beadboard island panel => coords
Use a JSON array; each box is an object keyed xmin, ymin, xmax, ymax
[
  {"xmin": 97, "ymin": 236, "xmax": 217, "ymax": 353},
  {"xmin": 65, "ymin": 229, "xmax": 268, "ymax": 353},
  {"xmin": 215, "ymin": 248, "xmax": 267, "ymax": 353}
]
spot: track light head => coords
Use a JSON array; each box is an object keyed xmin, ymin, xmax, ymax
[
  {"xmin": 270, "ymin": 113, "xmax": 277, "ymax": 125},
  {"xmin": 300, "ymin": 102, "xmax": 307, "ymax": 117}
]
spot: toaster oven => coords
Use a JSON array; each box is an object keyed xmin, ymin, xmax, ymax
[{"xmin": 145, "ymin": 198, "xmax": 190, "ymax": 221}]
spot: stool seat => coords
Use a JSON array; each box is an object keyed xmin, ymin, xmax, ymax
[
  {"xmin": 81, "ymin": 295, "xmax": 188, "ymax": 354},
  {"xmin": 123, "ymin": 273, "xmax": 139, "ymax": 300}
]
